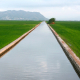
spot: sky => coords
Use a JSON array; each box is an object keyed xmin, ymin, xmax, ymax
[{"xmin": 0, "ymin": 0, "xmax": 80, "ymax": 20}]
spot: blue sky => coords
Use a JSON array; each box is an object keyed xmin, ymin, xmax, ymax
[{"xmin": 0, "ymin": 0, "xmax": 80, "ymax": 20}]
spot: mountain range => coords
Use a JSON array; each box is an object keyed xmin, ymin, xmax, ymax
[{"xmin": 0, "ymin": 10, "xmax": 48, "ymax": 20}]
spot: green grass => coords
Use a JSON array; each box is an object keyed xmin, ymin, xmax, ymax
[
  {"xmin": 0, "ymin": 20, "xmax": 41, "ymax": 49},
  {"xmin": 50, "ymin": 21, "xmax": 80, "ymax": 58}
]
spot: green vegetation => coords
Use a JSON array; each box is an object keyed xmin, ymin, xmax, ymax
[
  {"xmin": 0, "ymin": 20, "xmax": 41, "ymax": 49},
  {"xmin": 48, "ymin": 18, "xmax": 55, "ymax": 24},
  {"xmin": 50, "ymin": 21, "xmax": 80, "ymax": 58}
]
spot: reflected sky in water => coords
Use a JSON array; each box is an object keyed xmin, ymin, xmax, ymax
[{"xmin": 0, "ymin": 22, "xmax": 79, "ymax": 80}]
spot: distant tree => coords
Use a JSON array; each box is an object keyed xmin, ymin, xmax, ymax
[{"xmin": 48, "ymin": 18, "xmax": 55, "ymax": 24}]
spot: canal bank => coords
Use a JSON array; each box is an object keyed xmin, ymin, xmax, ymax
[
  {"xmin": 48, "ymin": 24, "xmax": 80, "ymax": 76},
  {"xmin": 0, "ymin": 22, "xmax": 79, "ymax": 80},
  {"xmin": 0, "ymin": 23, "xmax": 40, "ymax": 57}
]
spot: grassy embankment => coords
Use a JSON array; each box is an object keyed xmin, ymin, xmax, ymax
[
  {"xmin": 0, "ymin": 20, "xmax": 41, "ymax": 49},
  {"xmin": 50, "ymin": 21, "xmax": 80, "ymax": 58}
]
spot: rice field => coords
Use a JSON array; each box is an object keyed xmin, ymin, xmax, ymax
[
  {"xmin": 50, "ymin": 21, "xmax": 80, "ymax": 58},
  {"xmin": 0, "ymin": 20, "xmax": 41, "ymax": 49}
]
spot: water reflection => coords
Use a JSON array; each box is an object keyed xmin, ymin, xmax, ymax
[
  {"xmin": 0, "ymin": 22, "xmax": 79, "ymax": 80},
  {"xmin": 40, "ymin": 61, "xmax": 48, "ymax": 72}
]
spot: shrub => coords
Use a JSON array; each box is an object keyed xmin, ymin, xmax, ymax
[{"xmin": 48, "ymin": 18, "xmax": 55, "ymax": 24}]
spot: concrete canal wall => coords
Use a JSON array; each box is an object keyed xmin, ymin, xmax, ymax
[
  {"xmin": 48, "ymin": 24, "xmax": 80, "ymax": 76},
  {"xmin": 0, "ymin": 24, "xmax": 40, "ymax": 57}
]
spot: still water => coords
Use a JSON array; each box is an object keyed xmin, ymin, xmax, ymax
[{"xmin": 0, "ymin": 22, "xmax": 79, "ymax": 80}]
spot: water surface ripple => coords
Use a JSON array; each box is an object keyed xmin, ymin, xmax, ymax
[{"xmin": 0, "ymin": 22, "xmax": 79, "ymax": 80}]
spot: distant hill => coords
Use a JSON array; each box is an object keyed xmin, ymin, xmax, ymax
[{"xmin": 0, "ymin": 10, "xmax": 48, "ymax": 20}]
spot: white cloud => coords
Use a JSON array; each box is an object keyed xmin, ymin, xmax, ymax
[{"xmin": 0, "ymin": 0, "xmax": 80, "ymax": 20}]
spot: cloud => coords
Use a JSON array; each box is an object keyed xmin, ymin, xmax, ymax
[
  {"xmin": 0, "ymin": 0, "xmax": 80, "ymax": 20},
  {"xmin": 0, "ymin": 0, "xmax": 80, "ymax": 8}
]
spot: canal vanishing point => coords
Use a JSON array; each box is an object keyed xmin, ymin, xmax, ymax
[{"xmin": 0, "ymin": 22, "xmax": 80, "ymax": 80}]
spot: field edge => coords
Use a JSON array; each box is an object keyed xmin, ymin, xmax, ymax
[
  {"xmin": 48, "ymin": 24, "xmax": 80, "ymax": 76},
  {"xmin": 0, "ymin": 23, "xmax": 40, "ymax": 57}
]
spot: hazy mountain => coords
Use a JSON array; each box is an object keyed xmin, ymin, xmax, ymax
[{"xmin": 0, "ymin": 10, "xmax": 48, "ymax": 20}]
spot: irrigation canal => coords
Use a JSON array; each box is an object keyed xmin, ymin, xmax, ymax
[{"xmin": 0, "ymin": 22, "xmax": 80, "ymax": 80}]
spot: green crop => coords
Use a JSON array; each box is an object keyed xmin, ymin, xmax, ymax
[
  {"xmin": 50, "ymin": 21, "xmax": 80, "ymax": 58},
  {"xmin": 0, "ymin": 20, "xmax": 41, "ymax": 49}
]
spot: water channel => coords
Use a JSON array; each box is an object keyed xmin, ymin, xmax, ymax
[{"xmin": 0, "ymin": 22, "xmax": 80, "ymax": 80}]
